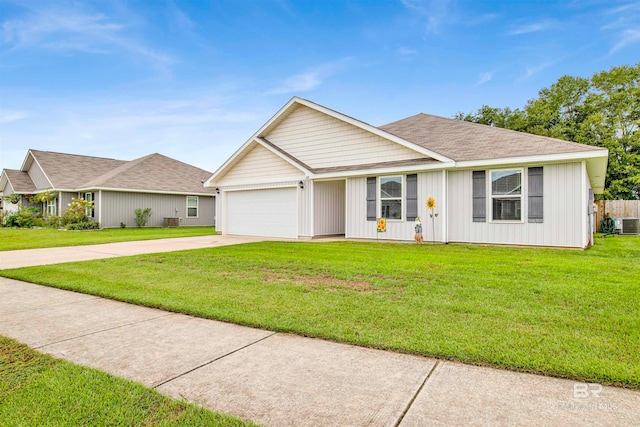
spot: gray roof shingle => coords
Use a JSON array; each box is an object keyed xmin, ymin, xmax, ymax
[
  {"xmin": 4, "ymin": 169, "xmax": 37, "ymax": 193},
  {"xmin": 378, "ymin": 113, "xmax": 603, "ymax": 162},
  {"xmin": 26, "ymin": 150, "xmax": 214, "ymax": 194}
]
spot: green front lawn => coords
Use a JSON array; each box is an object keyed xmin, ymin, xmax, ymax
[
  {"xmin": 0, "ymin": 336, "xmax": 255, "ymax": 426},
  {"xmin": 1, "ymin": 237, "xmax": 638, "ymax": 388},
  {"xmin": 0, "ymin": 227, "xmax": 217, "ymax": 251}
]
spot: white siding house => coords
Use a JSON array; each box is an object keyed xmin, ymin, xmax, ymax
[{"xmin": 205, "ymin": 97, "xmax": 608, "ymax": 248}]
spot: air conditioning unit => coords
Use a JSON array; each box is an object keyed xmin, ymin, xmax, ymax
[{"xmin": 620, "ymin": 218, "xmax": 640, "ymax": 235}]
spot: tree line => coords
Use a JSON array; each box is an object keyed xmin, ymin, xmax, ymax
[{"xmin": 455, "ymin": 63, "xmax": 639, "ymax": 200}]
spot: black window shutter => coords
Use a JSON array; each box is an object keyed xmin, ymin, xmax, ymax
[
  {"xmin": 472, "ymin": 171, "xmax": 486, "ymax": 222},
  {"xmin": 366, "ymin": 177, "xmax": 376, "ymax": 221},
  {"xmin": 528, "ymin": 167, "xmax": 543, "ymax": 223},
  {"xmin": 406, "ymin": 174, "xmax": 417, "ymax": 221}
]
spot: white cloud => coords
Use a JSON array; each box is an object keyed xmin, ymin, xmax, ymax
[
  {"xmin": 520, "ymin": 61, "xmax": 553, "ymax": 81},
  {"xmin": 477, "ymin": 71, "xmax": 494, "ymax": 85},
  {"xmin": 0, "ymin": 110, "xmax": 30, "ymax": 123},
  {"xmin": 400, "ymin": 0, "xmax": 452, "ymax": 34},
  {"xmin": 397, "ymin": 47, "xmax": 419, "ymax": 56},
  {"xmin": 609, "ymin": 29, "xmax": 640, "ymax": 53},
  {"xmin": 265, "ymin": 58, "xmax": 353, "ymax": 95},
  {"xmin": 509, "ymin": 20, "xmax": 554, "ymax": 35},
  {"xmin": 1, "ymin": 6, "xmax": 173, "ymax": 68}
]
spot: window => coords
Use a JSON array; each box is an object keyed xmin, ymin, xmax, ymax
[
  {"xmin": 84, "ymin": 192, "xmax": 94, "ymax": 217},
  {"xmin": 187, "ymin": 196, "xmax": 198, "ymax": 218},
  {"xmin": 405, "ymin": 174, "xmax": 418, "ymax": 221},
  {"xmin": 47, "ymin": 198, "xmax": 57, "ymax": 216},
  {"xmin": 528, "ymin": 167, "xmax": 543, "ymax": 223},
  {"xmin": 472, "ymin": 171, "xmax": 486, "ymax": 222},
  {"xmin": 380, "ymin": 176, "xmax": 402, "ymax": 220},
  {"xmin": 491, "ymin": 169, "xmax": 522, "ymax": 221}
]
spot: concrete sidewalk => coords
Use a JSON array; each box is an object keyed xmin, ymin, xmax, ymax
[
  {"xmin": 1, "ymin": 277, "xmax": 638, "ymax": 426},
  {"xmin": 0, "ymin": 235, "xmax": 271, "ymax": 269}
]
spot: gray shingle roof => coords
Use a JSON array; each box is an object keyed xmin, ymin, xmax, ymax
[
  {"xmin": 81, "ymin": 153, "xmax": 215, "ymax": 194},
  {"xmin": 30, "ymin": 150, "xmax": 127, "ymax": 189},
  {"xmin": 4, "ymin": 169, "xmax": 37, "ymax": 193},
  {"xmin": 378, "ymin": 113, "xmax": 603, "ymax": 162},
  {"xmin": 26, "ymin": 150, "xmax": 214, "ymax": 194}
]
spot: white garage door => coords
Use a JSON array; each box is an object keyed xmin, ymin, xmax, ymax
[{"xmin": 226, "ymin": 187, "xmax": 297, "ymax": 238}]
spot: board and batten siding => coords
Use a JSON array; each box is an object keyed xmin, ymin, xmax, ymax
[
  {"xmin": 100, "ymin": 191, "xmax": 214, "ymax": 228},
  {"xmin": 313, "ymin": 180, "xmax": 345, "ymax": 236},
  {"xmin": 28, "ymin": 162, "xmax": 51, "ymax": 189},
  {"xmin": 447, "ymin": 163, "xmax": 583, "ymax": 247},
  {"xmin": 346, "ymin": 172, "xmax": 443, "ymax": 241},
  {"xmin": 216, "ymin": 143, "xmax": 304, "ymax": 185},
  {"xmin": 265, "ymin": 105, "xmax": 429, "ymax": 169}
]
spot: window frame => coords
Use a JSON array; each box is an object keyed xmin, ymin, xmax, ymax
[
  {"xmin": 489, "ymin": 168, "xmax": 524, "ymax": 223},
  {"xmin": 46, "ymin": 198, "xmax": 57, "ymax": 217},
  {"xmin": 378, "ymin": 175, "xmax": 403, "ymax": 221},
  {"xmin": 84, "ymin": 192, "xmax": 94, "ymax": 218},
  {"xmin": 186, "ymin": 196, "xmax": 199, "ymax": 218}
]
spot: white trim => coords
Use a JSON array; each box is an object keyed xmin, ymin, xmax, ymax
[
  {"xmin": 254, "ymin": 138, "xmax": 314, "ymax": 175},
  {"xmin": 314, "ymin": 161, "xmax": 456, "ymax": 180},
  {"xmin": 442, "ymin": 169, "xmax": 447, "ymax": 243},
  {"xmin": 581, "ymin": 161, "xmax": 587, "ymax": 248},
  {"xmin": 488, "ymin": 168, "xmax": 524, "ymax": 224},
  {"xmin": 98, "ymin": 190, "xmax": 102, "ymax": 226},
  {"xmin": 221, "ymin": 182, "xmax": 299, "ymax": 192},
  {"xmin": 186, "ymin": 195, "xmax": 199, "ymax": 218},
  {"xmin": 22, "ymin": 150, "xmax": 55, "ymax": 188},
  {"xmin": 455, "ymin": 150, "xmax": 608, "ymax": 169},
  {"xmin": 74, "ymin": 187, "xmax": 215, "ymax": 197}
]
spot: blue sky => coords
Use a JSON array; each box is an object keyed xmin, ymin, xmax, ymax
[{"xmin": 1, "ymin": 0, "xmax": 639, "ymax": 173}]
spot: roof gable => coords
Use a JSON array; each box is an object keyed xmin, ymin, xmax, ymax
[
  {"xmin": 1, "ymin": 169, "xmax": 37, "ymax": 193},
  {"xmin": 214, "ymin": 142, "xmax": 305, "ymax": 185},
  {"xmin": 27, "ymin": 150, "xmax": 126, "ymax": 189},
  {"xmin": 263, "ymin": 104, "xmax": 433, "ymax": 169}
]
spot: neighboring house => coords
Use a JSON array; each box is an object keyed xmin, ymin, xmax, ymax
[
  {"xmin": 1, "ymin": 150, "xmax": 216, "ymax": 228},
  {"xmin": 205, "ymin": 97, "xmax": 609, "ymax": 248}
]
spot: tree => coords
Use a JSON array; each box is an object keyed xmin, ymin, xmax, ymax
[{"xmin": 457, "ymin": 63, "xmax": 640, "ymax": 199}]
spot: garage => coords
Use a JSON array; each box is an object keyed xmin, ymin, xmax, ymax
[{"xmin": 226, "ymin": 187, "xmax": 298, "ymax": 238}]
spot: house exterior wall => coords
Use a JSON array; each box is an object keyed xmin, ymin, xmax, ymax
[
  {"xmin": 28, "ymin": 162, "xmax": 50, "ymax": 189},
  {"xmin": 345, "ymin": 171, "xmax": 444, "ymax": 241},
  {"xmin": 446, "ymin": 162, "xmax": 583, "ymax": 248},
  {"xmin": 313, "ymin": 180, "xmax": 345, "ymax": 236},
  {"xmin": 216, "ymin": 144, "xmax": 304, "ymax": 185},
  {"xmin": 265, "ymin": 105, "xmax": 430, "ymax": 169},
  {"xmin": 100, "ymin": 191, "xmax": 215, "ymax": 228}
]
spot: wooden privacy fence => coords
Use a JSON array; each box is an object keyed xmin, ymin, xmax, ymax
[{"xmin": 594, "ymin": 200, "xmax": 640, "ymax": 232}]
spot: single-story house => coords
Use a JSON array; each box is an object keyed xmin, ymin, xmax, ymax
[
  {"xmin": 1, "ymin": 149, "xmax": 216, "ymax": 228},
  {"xmin": 205, "ymin": 97, "xmax": 609, "ymax": 248}
]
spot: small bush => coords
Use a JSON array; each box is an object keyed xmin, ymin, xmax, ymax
[
  {"xmin": 65, "ymin": 220, "xmax": 100, "ymax": 231},
  {"xmin": 134, "ymin": 208, "xmax": 152, "ymax": 228},
  {"xmin": 44, "ymin": 216, "xmax": 61, "ymax": 229},
  {"xmin": 120, "ymin": 222, "xmax": 126, "ymax": 228},
  {"xmin": 5, "ymin": 207, "xmax": 41, "ymax": 228}
]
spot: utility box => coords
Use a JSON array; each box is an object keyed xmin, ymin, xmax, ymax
[{"xmin": 163, "ymin": 217, "xmax": 179, "ymax": 227}]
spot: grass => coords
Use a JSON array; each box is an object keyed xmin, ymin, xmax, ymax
[
  {"xmin": 0, "ymin": 336, "xmax": 256, "ymax": 426},
  {"xmin": 0, "ymin": 227, "xmax": 217, "ymax": 251},
  {"xmin": 1, "ymin": 236, "xmax": 638, "ymax": 388}
]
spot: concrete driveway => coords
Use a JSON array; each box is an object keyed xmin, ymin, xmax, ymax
[
  {"xmin": 0, "ymin": 234, "xmax": 270, "ymax": 269},
  {"xmin": 1, "ymin": 237, "xmax": 639, "ymax": 426}
]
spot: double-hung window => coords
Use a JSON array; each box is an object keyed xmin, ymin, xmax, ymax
[
  {"xmin": 490, "ymin": 169, "xmax": 522, "ymax": 221},
  {"xmin": 84, "ymin": 192, "xmax": 94, "ymax": 217},
  {"xmin": 47, "ymin": 198, "xmax": 57, "ymax": 216},
  {"xmin": 187, "ymin": 196, "xmax": 198, "ymax": 218},
  {"xmin": 380, "ymin": 176, "xmax": 402, "ymax": 220}
]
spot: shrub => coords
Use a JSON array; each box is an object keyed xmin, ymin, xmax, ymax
[
  {"xmin": 134, "ymin": 208, "xmax": 152, "ymax": 228},
  {"xmin": 44, "ymin": 216, "xmax": 62, "ymax": 229},
  {"xmin": 120, "ymin": 222, "xmax": 126, "ymax": 228},
  {"xmin": 5, "ymin": 207, "xmax": 42, "ymax": 228},
  {"xmin": 60, "ymin": 198, "xmax": 94, "ymax": 227},
  {"xmin": 66, "ymin": 220, "xmax": 100, "ymax": 230}
]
